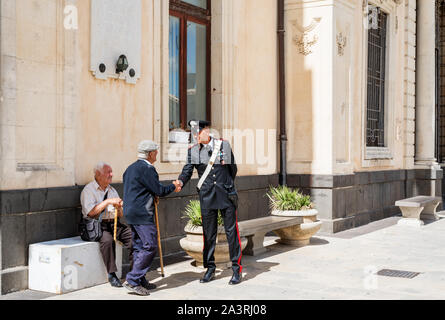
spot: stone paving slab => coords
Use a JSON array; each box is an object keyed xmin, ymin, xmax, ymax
[{"xmin": 3, "ymin": 216, "xmax": 445, "ymax": 300}]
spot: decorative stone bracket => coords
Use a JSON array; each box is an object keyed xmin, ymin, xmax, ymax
[{"xmin": 291, "ymin": 18, "xmax": 322, "ymax": 56}]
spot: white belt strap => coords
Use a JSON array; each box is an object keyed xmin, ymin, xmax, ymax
[{"xmin": 197, "ymin": 139, "xmax": 222, "ymax": 191}]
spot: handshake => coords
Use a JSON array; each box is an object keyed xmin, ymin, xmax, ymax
[{"xmin": 172, "ymin": 179, "xmax": 183, "ymax": 193}]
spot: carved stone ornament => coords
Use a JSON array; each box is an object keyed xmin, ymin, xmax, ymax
[
  {"xmin": 291, "ymin": 18, "xmax": 322, "ymax": 56},
  {"xmin": 336, "ymin": 32, "xmax": 347, "ymax": 56},
  {"xmin": 294, "ymin": 34, "xmax": 319, "ymax": 56},
  {"xmin": 363, "ymin": 0, "xmax": 403, "ymax": 11}
]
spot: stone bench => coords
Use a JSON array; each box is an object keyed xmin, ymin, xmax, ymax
[
  {"xmin": 395, "ymin": 196, "xmax": 442, "ymax": 227},
  {"xmin": 28, "ymin": 237, "xmax": 122, "ymax": 294},
  {"xmin": 238, "ymin": 216, "xmax": 303, "ymax": 256}
]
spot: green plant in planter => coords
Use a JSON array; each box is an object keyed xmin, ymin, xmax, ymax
[
  {"xmin": 182, "ymin": 200, "xmax": 224, "ymax": 228},
  {"xmin": 266, "ymin": 185, "xmax": 315, "ymax": 211}
]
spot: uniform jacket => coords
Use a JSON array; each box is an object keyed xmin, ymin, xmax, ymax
[
  {"xmin": 179, "ymin": 138, "xmax": 237, "ymax": 210},
  {"xmin": 123, "ymin": 159, "xmax": 175, "ymax": 225}
]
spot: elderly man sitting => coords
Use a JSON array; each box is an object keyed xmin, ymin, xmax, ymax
[{"xmin": 80, "ymin": 162, "xmax": 133, "ymax": 288}]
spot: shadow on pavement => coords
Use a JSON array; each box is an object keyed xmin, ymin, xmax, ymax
[
  {"xmin": 259, "ymin": 238, "xmax": 330, "ymax": 257},
  {"xmin": 146, "ymin": 261, "xmax": 281, "ymax": 290},
  {"xmin": 319, "ymin": 216, "xmax": 402, "ymax": 239},
  {"xmin": 142, "ymin": 236, "xmax": 330, "ymax": 290},
  {"xmin": 240, "ymin": 261, "xmax": 280, "ymax": 282},
  {"xmin": 422, "ymin": 218, "xmax": 443, "ymax": 226},
  {"xmin": 147, "ymin": 271, "xmax": 202, "ymax": 293},
  {"xmin": 308, "ymin": 237, "xmax": 329, "ymax": 246}
]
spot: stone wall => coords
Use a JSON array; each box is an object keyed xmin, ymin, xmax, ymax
[
  {"xmin": 288, "ymin": 169, "xmax": 443, "ymax": 233},
  {"xmin": 0, "ymin": 0, "xmax": 79, "ymax": 190}
]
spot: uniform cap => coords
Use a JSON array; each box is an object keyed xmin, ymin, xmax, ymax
[{"xmin": 189, "ymin": 120, "xmax": 211, "ymax": 130}]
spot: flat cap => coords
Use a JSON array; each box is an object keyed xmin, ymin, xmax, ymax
[{"xmin": 137, "ymin": 140, "xmax": 159, "ymax": 158}]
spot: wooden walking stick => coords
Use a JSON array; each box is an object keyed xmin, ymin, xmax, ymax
[
  {"xmin": 154, "ymin": 197, "xmax": 165, "ymax": 277},
  {"xmin": 113, "ymin": 206, "xmax": 119, "ymax": 242}
]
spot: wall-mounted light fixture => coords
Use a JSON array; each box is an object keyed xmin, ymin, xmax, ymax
[{"xmin": 116, "ymin": 54, "xmax": 129, "ymax": 74}]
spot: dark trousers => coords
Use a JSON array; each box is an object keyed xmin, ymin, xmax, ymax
[
  {"xmin": 201, "ymin": 205, "xmax": 242, "ymax": 274},
  {"xmin": 125, "ymin": 224, "xmax": 158, "ymax": 286},
  {"xmin": 99, "ymin": 220, "xmax": 133, "ymax": 275}
]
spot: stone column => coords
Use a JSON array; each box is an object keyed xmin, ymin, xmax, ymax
[{"xmin": 415, "ymin": 0, "xmax": 438, "ymax": 168}]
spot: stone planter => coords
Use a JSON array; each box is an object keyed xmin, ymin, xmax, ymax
[
  {"xmin": 179, "ymin": 223, "xmax": 248, "ymax": 268},
  {"xmin": 271, "ymin": 209, "xmax": 322, "ymax": 247}
]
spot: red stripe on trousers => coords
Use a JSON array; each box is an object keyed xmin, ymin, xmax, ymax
[
  {"xmin": 235, "ymin": 210, "xmax": 243, "ymax": 274},
  {"xmin": 200, "ymin": 215, "xmax": 204, "ymax": 251}
]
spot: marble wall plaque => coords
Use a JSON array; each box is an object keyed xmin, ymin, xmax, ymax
[{"xmin": 90, "ymin": 0, "xmax": 141, "ymax": 84}]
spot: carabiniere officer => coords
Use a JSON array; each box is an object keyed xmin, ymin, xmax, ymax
[{"xmin": 176, "ymin": 120, "xmax": 243, "ymax": 285}]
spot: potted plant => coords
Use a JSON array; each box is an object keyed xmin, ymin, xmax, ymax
[
  {"xmin": 266, "ymin": 185, "xmax": 322, "ymax": 247},
  {"xmin": 179, "ymin": 200, "xmax": 247, "ymax": 268}
]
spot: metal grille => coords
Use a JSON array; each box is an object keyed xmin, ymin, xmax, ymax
[
  {"xmin": 366, "ymin": 9, "xmax": 388, "ymax": 147},
  {"xmin": 376, "ymin": 269, "xmax": 421, "ymax": 279}
]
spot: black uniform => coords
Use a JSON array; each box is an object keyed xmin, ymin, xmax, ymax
[{"xmin": 178, "ymin": 137, "xmax": 242, "ymax": 274}]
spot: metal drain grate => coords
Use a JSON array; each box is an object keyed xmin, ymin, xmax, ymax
[{"xmin": 376, "ymin": 269, "xmax": 421, "ymax": 279}]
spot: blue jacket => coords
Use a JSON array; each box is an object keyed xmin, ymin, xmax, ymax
[{"xmin": 123, "ymin": 159, "xmax": 175, "ymax": 225}]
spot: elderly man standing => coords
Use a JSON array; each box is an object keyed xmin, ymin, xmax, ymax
[
  {"xmin": 80, "ymin": 162, "xmax": 133, "ymax": 288},
  {"xmin": 122, "ymin": 140, "xmax": 181, "ymax": 296}
]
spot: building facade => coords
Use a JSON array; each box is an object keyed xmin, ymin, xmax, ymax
[{"xmin": 0, "ymin": 0, "xmax": 442, "ymax": 294}]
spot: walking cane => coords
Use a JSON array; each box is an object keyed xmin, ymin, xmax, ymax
[
  {"xmin": 113, "ymin": 206, "xmax": 119, "ymax": 242},
  {"xmin": 154, "ymin": 197, "xmax": 165, "ymax": 277}
]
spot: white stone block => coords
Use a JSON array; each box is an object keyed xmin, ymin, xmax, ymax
[{"xmin": 28, "ymin": 237, "xmax": 122, "ymax": 294}]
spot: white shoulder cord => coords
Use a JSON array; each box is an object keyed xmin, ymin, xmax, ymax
[{"xmin": 197, "ymin": 139, "xmax": 222, "ymax": 191}]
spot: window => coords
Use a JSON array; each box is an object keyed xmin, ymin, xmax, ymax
[
  {"xmin": 169, "ymin": 0, "xmax": 210, "ymax": 131},
  {"xmin": 366, "ymin": 8, "xmax": 388, "ymax": 147}
]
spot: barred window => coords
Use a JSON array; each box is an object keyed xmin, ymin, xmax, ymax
[{"xmin": 366, "ymin": 8, "xmax": 388, "ymax": 147}]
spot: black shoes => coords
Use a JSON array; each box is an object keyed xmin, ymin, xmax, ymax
[
  {"xmin": 229, "ymin": 271, "xmax": 242, "ymax": 285},
  {"xmin": 200, "ymin": 268, "xmax": 215, "ymax": 283},
  {"xmin": 141, "ymin": 277, "xmax": 157, "ymax": 290},
  {"xmin": 123, "ymin": 281, "xmax": 150, "ymax": 296},
  {"xmin": 200, "ymin": 269, "xmax": 243, "ymax": 285},
  {"xmin": 108, "ymin": 273, "xmax": 123, "ymax": 288}
]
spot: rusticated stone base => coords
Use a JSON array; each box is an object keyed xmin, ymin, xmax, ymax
[{"xmin": 287, "ymin": 168, "xmax": 443, "ymax": 234}]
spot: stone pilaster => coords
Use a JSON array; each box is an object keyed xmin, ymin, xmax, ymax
[
  {"xmin": 415, "ymin": 0, "xmax": 439, "ymax": 168},
  {"xmin": 403, "ymin": 0, "xmax": 417, "ymax": 169},
  {"xmin": 284, "ymin": 0, "xmax": 356, "ymax": 176}
]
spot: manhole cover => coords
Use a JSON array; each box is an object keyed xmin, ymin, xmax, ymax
[{"xmin": 376, "ymin": 269, "xmax": 421, "ymax": 279}]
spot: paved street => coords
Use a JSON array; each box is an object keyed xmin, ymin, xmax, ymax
[{"xmin": 3, "ymin": 215, "xmax": 445, "ymax": 300}]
